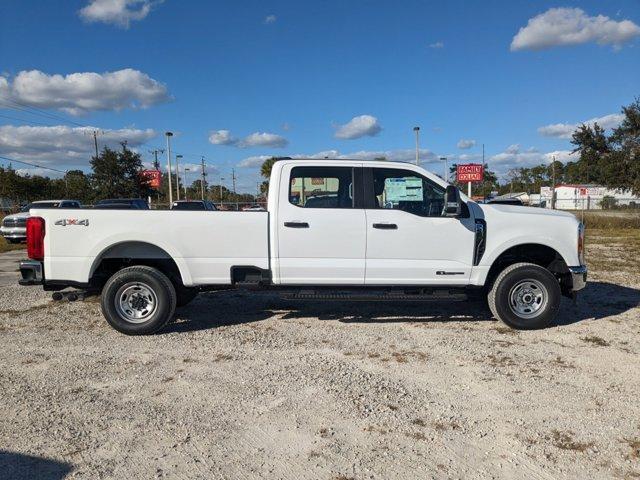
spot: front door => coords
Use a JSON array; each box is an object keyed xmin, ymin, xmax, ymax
[
  {"xmin": 277, "ymin": 164, "xmax": 366, "ymax": 284},
  {"xmin": 364, "ymin": 167, "xmax": 476, "ymax": 285}
]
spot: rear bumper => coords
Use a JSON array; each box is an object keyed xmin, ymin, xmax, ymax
[
  {"xmin": 568, "ymin": 265, "xmax": 587, "ymax": 292},
  {"xmin": 19, "ymin": 260, "xmax": 43, "ymax": 286},
  {"xmin": 0, "ymin": 226, "xmax": 26, "ymax": 240}
]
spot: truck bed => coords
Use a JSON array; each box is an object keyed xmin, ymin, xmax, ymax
[{"xmin": 33, "ymin": 209, "xmax": 269, "ymax": 286}]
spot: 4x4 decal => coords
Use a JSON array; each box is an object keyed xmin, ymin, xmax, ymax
[{"xmin": 54, "ymin": 219, "xmax": 89, "ymax": 227}]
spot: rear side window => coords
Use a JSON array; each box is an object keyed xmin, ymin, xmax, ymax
[{"xmin": 289, "ymin": 166, "xmax": 353, "ymax": 208}]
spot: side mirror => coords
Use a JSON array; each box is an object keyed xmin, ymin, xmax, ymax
[{"xmin": 443, "ymin": 185, "xmax": 461, "ymax": 217}]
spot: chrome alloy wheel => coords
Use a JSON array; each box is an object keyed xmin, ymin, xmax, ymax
[
  {"xmin": 114, "ymin": 282, "xmax": 158, "ymax": 323},
  {"xmin": 508, "ymin": 279, "xmax": 548, "ymax": 319}
]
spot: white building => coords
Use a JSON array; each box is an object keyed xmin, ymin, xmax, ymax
[{"xmin": 540, "ymin": 184, "xmax": 640, "ymax": 210}]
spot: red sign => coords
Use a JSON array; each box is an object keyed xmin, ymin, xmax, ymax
[
  {"xmin": 140, "ymin": 170, "xmax": 162, "ymax": 189},
  {"xmin": 456, "ymin": 163, "xmax": 484, "ymax": 183}
]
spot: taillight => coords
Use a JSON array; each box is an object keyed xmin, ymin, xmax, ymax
[{"xmin": 26, "ymin": 217, "xmax": 45, "ymax": 261}]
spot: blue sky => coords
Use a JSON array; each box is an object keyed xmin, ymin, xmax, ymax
[{"xmin": 1, "ymin": 0, "xmax": 639, "ymax": 192}]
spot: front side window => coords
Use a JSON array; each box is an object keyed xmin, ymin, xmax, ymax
[
  {"xmin": 372, "ymin": 168, "xmax": 445, "ymax": 217},
  {"xmin": 289, "ymin": 166, "xmax": 353, "ymax": 208}
]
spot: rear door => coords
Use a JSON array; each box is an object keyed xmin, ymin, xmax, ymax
[
  {"xmin": 364, "ymin": 167, "xmax": 477, "ymax": 285},
  {"xmin": 276, "ymin": 163, "xmax": 366, "ymax": 284}
]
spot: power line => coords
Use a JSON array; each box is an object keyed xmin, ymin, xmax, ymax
[
  {"xmin": 0, "ymin": 154, "xmax": 67, "ymax": 175},
  {"xmin": 0, "ymin": 98, "xmax": 86, "ymax": 128},
  {"xmin": 0, "ymin": 113, "xmax": 58, "ymax": 127}
]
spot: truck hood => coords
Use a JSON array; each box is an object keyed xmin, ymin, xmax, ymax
[
  {"xmin": 479, "ymin": 203, "xmax": 576, "ymax": 219},
  {"xmin": 2, "ymin": 211, "xmax": 30, "ymax": 221}
]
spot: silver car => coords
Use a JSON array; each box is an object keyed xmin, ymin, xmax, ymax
[{"xmin": 1, "ymin": 200, "xmax": 81, "ymax": 243}]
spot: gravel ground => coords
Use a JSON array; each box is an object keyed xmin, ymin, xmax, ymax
[{"xmin": 0, "ymin": 242, "xmax": 639, "ymax": 480}]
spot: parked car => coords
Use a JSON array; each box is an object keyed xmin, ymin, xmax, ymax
[
  {"xmin": 19, "ymin": 159, "xmax": 586, "ymax": 335},
  {"xmin": 0, "ymin": 200, "xmax": 81, "ymax": 243},
  {"xmin": 94, "ymin": 199, "xmax": 149, "ymax": 210},
  {"xmin": 487, "ymin": 198, "xmax": 524, "ymax": 206},
  {"xmin": 242, "ymin": 204, "xmax": 266, "ymax": 211},
  {"xmin": 171, "ymin": 200, "xmax": 217, "ymax": 211}
]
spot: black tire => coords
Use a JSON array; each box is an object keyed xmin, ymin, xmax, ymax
[
  {"xmin": 100, "ymin": 265, "xmax": 176, "ymax": 335},
  {"xmin": 8, "ymin": 239, "xmax": 23, "ymax": 244},
  {"xmin": 488, "ymin": 262, "xmax": 561, "ymax": 330},
  {"xmin": 175, "ymin": 285, "xmax": 199, "ymax": 307}
]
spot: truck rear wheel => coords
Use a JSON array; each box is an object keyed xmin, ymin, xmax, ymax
[
  {"xmin": 100, "ymin": 265, "xmax": 176, "ymax": 335},
  {"xmin": 488, "ymin": 262, "xmax": 561, "ymax": 330}
]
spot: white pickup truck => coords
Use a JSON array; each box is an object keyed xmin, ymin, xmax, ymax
[{"xmin": 19, "ymin": 159, "xmax": 587, "ymax": 334}]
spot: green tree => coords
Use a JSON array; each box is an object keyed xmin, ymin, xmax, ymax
[
  {"xmin": 90, "ymin": 144, "xmax": 151, "ymax": 200},
  {"xmin": 64, "ymin": 170, "xmax": 92, "ymax": 203}
]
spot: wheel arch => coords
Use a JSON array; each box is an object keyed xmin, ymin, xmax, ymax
[
  {"xmin": 89, "ymin": 241, "xmax": 189, "ymax": 288},
  {"xmin": 484, "ymin": 243, "xmax": 569, "ymax": 291}
]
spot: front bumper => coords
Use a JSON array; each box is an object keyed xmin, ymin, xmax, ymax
[
  {"xmin": 568, "ymin": 265, "xmax": 587, "ymax": 292},
  {"xmin": 0, "ymin": 226, "xmax": 26, "ymax": 240},
  {"xmin": 19, "ymin": 260, "xmax": 43, "ymax": 286}
]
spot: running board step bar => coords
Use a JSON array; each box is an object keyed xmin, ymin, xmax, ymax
[{"xmin": 281, "ymin": 289, "xmax": 467, "ymax": 302}]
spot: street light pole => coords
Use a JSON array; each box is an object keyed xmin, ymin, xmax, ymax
[
  {"xmin": 413, "ymin": 126, "xmax": 420, "ymax": 165},
  {"xmin": 439, "ymin": 156, "xmax": 448, "ymax": 182},
  {"xmin": 165, "ymin": 132, "xmax": 173, "ymax": 205},
  {"xmin": 184, "ymin": 168, "xmax": 190, "ymax": 199},
  {"xmin": 175, "ymin": 154, "xmax": 183, "ymax": 201}
]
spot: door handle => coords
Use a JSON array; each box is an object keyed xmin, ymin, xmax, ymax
[
  {"xmin": 284, "ymin": 221, "xmax": 309, "ymax": 228},
  {"xmin": 372, "ymin": 223, "xmax": 398, "ymax": 230}
]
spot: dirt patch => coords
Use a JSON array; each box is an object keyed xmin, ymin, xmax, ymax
[{"xmin": 0, "ymin": 232, "xmax": 639, "ymax": 479}]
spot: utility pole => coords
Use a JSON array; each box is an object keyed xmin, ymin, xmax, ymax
[
  {"xmin": 413, "ymin": 126, "xmax": 420, "ymax": 165},
  {"xmin": 439, "ymin": 156, "xmax": 448, "ymax": 182},
  {"xmin": 93, "ymin": 131, "xmax": 99, "ymax": 158},
  {"xmin": 175, "ymin": 154, "xmax": 183, "ymax": 201},
  {"xmin": 231, "ymin": 169, "xmax": 237, "ymax": 196},
  {"xmin": 219, "ymin": 177, "xmax": 225, "ymax": 204},
  {"xmin": 165, "ymin": 132, "xmax": 174, "ymax": 205},
  {"xmin": 149, "ymin": 149, "xmax": 164, "ymax": 170},
  {"xmin": 200, "ymin": 156, "xmax": 206, "ymax": 200},
  {"xmin": 551, "ymin": 155, "xmax": 556, "ymax": 210},
  {"xmin": 184, "ymin": 168, "xmax": 190, "ymax": 199},
  {"xmin": 85, "ymin": 129, "xmax": 103, "ymax": 158}
]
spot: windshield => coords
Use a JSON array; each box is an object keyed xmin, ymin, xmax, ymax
[{"xmin": 23, "ymin": 202, "xmax": 61, "ymax": 211}]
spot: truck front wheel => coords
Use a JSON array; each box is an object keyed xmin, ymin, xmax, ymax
[
  {"xmin": 100, "ymin": 265, "xmax": 177, "ymax": 335},
  {"xmin": 488, "ymin": 262, "xmax": 561, "ymax": 329}
]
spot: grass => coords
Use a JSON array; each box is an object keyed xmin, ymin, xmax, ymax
[
  {"xmin": 574, "ymin": 210, "xmax": 640, "ymax": 229},
  {"xmin": 0, "ymin": 237, "xmax": 25, "ymax": 254},
  {"xmin": 585, "ymin": 228, "xmax": 640, "ymax": 273}
]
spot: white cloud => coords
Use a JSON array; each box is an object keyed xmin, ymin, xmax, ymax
[
  {"xmin": 264, "ymin": 14, "xmax": 277, "ymax": 24},
  {"xmin": 428, "ymin": 41, "xmax": 444, "ymax": 49},
  {"xmin": 511, "ymin": 7, "xmax": 640, "ymax": 51},
  {"xmin": 239, "ymin": 132, "xmax": 288, "ymax": 148},
  {"xmin": 208, "ymin": 129, "xmax": 236, "ymax": 145},
  {"xmin": 208, "ymin": 130, "xmax": 288, "ymax": 148},
  {"xmin": 490, "ymin": 144, "xmax": 575, "ymax": 175},
  {"xmin": 457, "ymin": 139, "xmax": 476, "ymax": 149},
  {"xmin": 237, "ymin": 155, "xmax": 273, "ymax": 168},
  {"xmin": 0, "ymin": 69, "xmax": 171, "ymax": 115},
  {"xmin": 334, "ymin": 115, "xmax": 382, "ymax": 139},
  {"xmin": 0, "ymin": 125, "xmax": 156, "ymax": 167},
  {"xmin": 79, "ymin": 0, "xmax": 160, "ymax": 28},
  {"xmin": 238, "ymin": 148, "xmax": 439, "ymax": 168},
  {"xmin": 538, "ymin": 113, "xmax": 624, "ymax": 139}
]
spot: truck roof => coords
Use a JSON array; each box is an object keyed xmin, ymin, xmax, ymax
[{"xmin": 281, "ymin": 158, "xmax": 417, "ymax": 167}]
